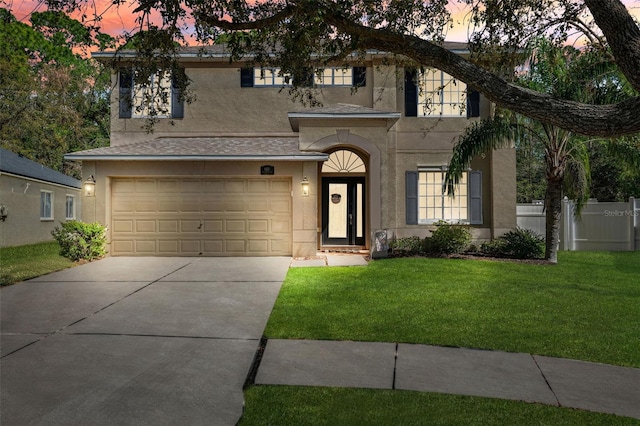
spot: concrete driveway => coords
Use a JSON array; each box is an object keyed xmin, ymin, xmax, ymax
[{"xmin": 1, "ymin": 256, "xmax": 291, "ymax": 426}]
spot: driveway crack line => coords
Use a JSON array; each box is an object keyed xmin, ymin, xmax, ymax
[{"xmin": 531, "ymin": 354, "xmax": 561, "ymax": 407}]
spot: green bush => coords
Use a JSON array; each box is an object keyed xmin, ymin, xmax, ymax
[
  {"xmin": 390, "ymin": 236, "xmax": 425, "ymax": 256},
  {"xmin": 51, "ymin": 220, "xmax": 107, "ymax": 261},
  {"xmin": 426, "ymin": 221, "xmax": 472, "ymax": 255},
  {"xmin": 481, "ymin": 227, "xmax": 545, "ymax": 259}
]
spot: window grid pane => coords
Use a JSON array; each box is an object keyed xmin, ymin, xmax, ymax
[
  {"xmin": 132, "ymin": 72, "xmax": 172, "ymax": 118},
  {"xmin": 254, "ymin": 68, "xmax": 292, "ymax": 87},
  {"xmin": 66, "ymin": 195, "xmax": 74, "ymax": 219},
  {"xmin": 418, "ymin": 171, "xmax": 469, "ymax": 223},
  {"xmin": 40, "ymin": 191, "xmax": 52, "ymax": 220},
  {"xmin": 418, "ymin": 69, "xmax": 467, "ymax": 117}
]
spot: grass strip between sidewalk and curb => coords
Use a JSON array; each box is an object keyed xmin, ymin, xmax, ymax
[{"xmin": 240, "ymin": 386, "xmax": 639, "ymax": 425}]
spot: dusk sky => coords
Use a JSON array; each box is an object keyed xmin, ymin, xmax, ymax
[{"xmin": 6, "ymin": 0, "xmax": 640, "ymax": 44}]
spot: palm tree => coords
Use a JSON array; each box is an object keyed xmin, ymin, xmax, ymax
[{"xmin": 445, "ymin": 39, "xmax": 636, "ymax": 263}]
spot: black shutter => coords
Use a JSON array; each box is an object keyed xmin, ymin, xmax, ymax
[
  {"xmin": 469, "ymin": 170, "xmax": 483, "ymax": 224},
  {"xmin": 353, "ymin": 66, "xmax": 366, "ymax": 87},
  {"xmin": 467, "ymin": 90, "xmax": 480, "ymax": 118},
  {"xmin": 406, "ymin": 171, "xmax": 419, "ymax": 224},
  {"xmin": 119, "ymin": 69, "xmax": 133, "ymax": 119},
  {"xmin": 171, "ymin": 74, "xmax": 184, "ymax": 119},
  {"xmin": 404, "ymin": 69, "xmax": 418, "ymax": 117},
  {"xmin": 240, "ymin": 67, "xmax": 254, "ymax": 87}
]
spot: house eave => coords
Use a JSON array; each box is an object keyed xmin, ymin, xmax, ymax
[{"xmin": 64, "ymin": 154, "xmax": 329, "ymax": 162}]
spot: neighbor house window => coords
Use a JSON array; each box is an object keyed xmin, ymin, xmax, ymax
[
  {"xmin": 406, "ymin": 169, "xmax": 482, "ymax": 225},
  {"xmin": 65, "ymin": 195, "xmax": 75, "ymax": 220},
  {"xmin": 119, "ymin": 69, "xmax": 184, "ymax": 119},
  {"xmin": 40, "ymin": 191, "xmax": 53, "ymax": 220}
]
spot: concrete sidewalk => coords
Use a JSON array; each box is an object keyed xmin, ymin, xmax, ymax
[{"xmin": 255, "ymin": 339, "xmax": 640, "ymax": 420}]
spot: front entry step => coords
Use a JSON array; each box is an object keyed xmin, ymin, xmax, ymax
[{"xmin": 320, "ymin": 246, "xmax": 368, "ymax": 254}]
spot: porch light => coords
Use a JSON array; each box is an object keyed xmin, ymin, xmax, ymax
[
  {"xmin": 84, "ymin": 175, "xmax": 96, "ymax": 197},
  {"xmin": 301, "ymin": 176, "xmax": 310, "ymax": 197}
]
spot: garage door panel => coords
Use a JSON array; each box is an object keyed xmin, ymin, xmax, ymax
[
  {"xmin": 225, "ymin": 240, "xmax": 246, "ymax": 253},
  {"xmin": 136, "ymin": 220, "xmax": 156, "ymax": 233},
  {"xmin": 113, "ymin": 220, "xmax": 134, "ymax": 233},
  {"xmin": 158, "ymin": 220, "xmax": 178, "ymax": 233},
  {"xmin": 203, "ymin": 220, "xmax": 223, "ymax": 232},
  {"xmin": 135, "ymin": 200, "xmax": 157, "ymax": 212},
  {"xmin": 180, "ymin": 220, "xmax": 202, "ymax": 233},
  {"xmin": 111, "ymin": 177, "xmax": 292, "ymax": 256},
  {"xmin": 272, "ymin": 219, "xmax": 291, "ymax": 233},
  {"xmin": 135, "ymin": 240, "xmax": 156, "ymax": 253},
  {"xmin": 158, "ymin": 240, "xmax": 179, "ymax": 253},
  {"xmin": 112, "ymin": 240, "xmax": 134, "ymax": 254},
  {"xmin": 203, "ymin": 240, "xmax": 224, "ymax": 254},
  {"xmin": 178, "ymin": 199, "xmax": 201, "ymax": 212},
  {"xmin": 271, "ymin": 199, "xmax": 291, "ymax": 213},
  {"xmin": 248, "ymin": 199, "xmax": 269, "ymax": 213},
  {"xmin": 248, "ymin": 220, "xmax": 268, "ymax": 233},
  {"xmin": 271, "ymin": 179, "xmax": 291, "ymax": 193},
  {"xmin": 225, "ymin": 179, "xmax": 246, "ymax": 193},
  {"xmin": 248, "ymin": 239, "xmax": 269, "ymax": 253},
  {"xmin": 135, "ymin": 180, "xmax": 156, "ymax": 193},
  {"xmin": 180, "ymin": 240, "xmax": 201, "ymax": 254},
  {"xmin": 180, "ymin": 179, "xmax": 204, "ymax": 193},
  {"xmin": 248, "ymin": 179, "xmax": 268, "ymax": 192}
]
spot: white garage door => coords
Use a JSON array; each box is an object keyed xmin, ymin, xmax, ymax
[{"xmin": 111, "ymin": 177, "xmax": 292, "ymax": 256}]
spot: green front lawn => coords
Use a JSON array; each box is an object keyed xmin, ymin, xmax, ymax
[
  {"xmin": 265, "ymin": 251, "xmax": 640, "ymax": 367},
  {"xmin": 240, "ymin": 386, "xmax": 638, "ymax": 425},
  {"xmin": 0, "ymin": 241, "xmax": 74, "ymax": 286},
  {"xmin": 244, "ymin": 252, "xmax": 640, "ymax": 424}
]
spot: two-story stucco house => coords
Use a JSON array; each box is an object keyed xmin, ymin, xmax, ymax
[{"xmin": 66, "ymin": 43, "xmax": 516, "ymax": 257}]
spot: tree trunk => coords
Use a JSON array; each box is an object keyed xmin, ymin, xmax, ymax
[{"xmin": 544, "ymin": 177, "xmax": 563, "ymax": 263}]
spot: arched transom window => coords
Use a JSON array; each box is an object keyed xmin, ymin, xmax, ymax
[{"xmin": 322, "ymin": 150, "xmax": 366, "ymax": 173}]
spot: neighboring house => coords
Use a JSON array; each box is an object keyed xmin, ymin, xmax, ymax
[
  {"xmin": 65, "ymin": 44, "xmax": 515, "ymax": 257},
  {"xmin": 0, "ymin": 148, "xmax": 81, "ymax": 248}
]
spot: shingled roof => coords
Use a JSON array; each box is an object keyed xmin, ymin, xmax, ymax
[
  {"xmin": 65, "ymin": 137, "xmax": 328, "ymax": 161},
  {"xmin": 0, "ymin": 148, "xmax": 81, "ymax": 189}
]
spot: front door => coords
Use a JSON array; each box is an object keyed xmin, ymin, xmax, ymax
[{"xmin": 322, "ymin": 177, "xmax": 365, "ymax": 246}]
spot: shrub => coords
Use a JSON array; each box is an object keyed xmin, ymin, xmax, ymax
[
  {"xmin": 390, "ymin": 236, "xmax": 425, "ymax": 256},
  {"xmin": 481, "ymin": 227, "xmax": 545, "ymax": 259},
  {"xmin": 52, "ymin": 220, "xmax": 107, "ymax": 261},
  {"xmin": 426, "ymin": 221, "xmax": 472, "ymax": 255}
]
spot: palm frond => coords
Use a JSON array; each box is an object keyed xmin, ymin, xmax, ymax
[
  {"xmin": 606, "ymin": 136, "xmax": 640, "ymax": 179},
  {"xmin": 563, "ymin": 143, "xmax": 591, "ymax": 215},
  {"xmin": 445, "ymin": 115, "xmax": 515, "ymax": 196}
]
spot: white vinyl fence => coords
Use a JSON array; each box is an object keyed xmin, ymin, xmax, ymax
[{"xmin": 516, "ymin": 198, "xmax": 640, "ymax": 251}]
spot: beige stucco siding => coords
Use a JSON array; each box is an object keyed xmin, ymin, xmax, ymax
[
  {"xmin": 110, "ymin": 64, "xmax": 374, "ymax": 146},
  {"xmin": 0, "ymin": 174, "xmax": 81, "ymax": 247}
]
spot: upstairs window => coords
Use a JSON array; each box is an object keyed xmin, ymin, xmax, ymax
[
  {"xmin": 119, "ymin": 69, "xmax": 184, "ymax": 119},
  {"xmin": 242, "ymin": 67, "xmax": 366, "ymax": 88},
  {"xmin": 418, "ymin": 69, "xmax": 467, "ymax": 117},
  {"xmin": 405, "ymin": 69, "xmax": 479, "ymax": 118},
  {"xmin": 253, "ymin": 68, "xmax": 292, "ymax": 87}
]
